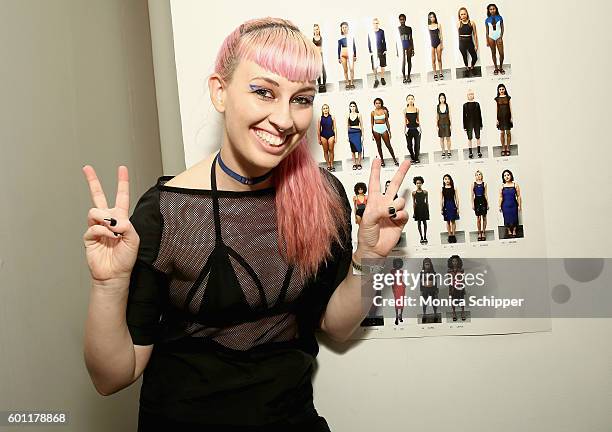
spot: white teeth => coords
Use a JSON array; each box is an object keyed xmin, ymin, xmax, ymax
[{"xmin": 255, "ymin": 129, "xmax": 285, "ymax": 146}]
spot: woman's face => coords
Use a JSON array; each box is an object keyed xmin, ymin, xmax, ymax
[
  {"xmin": 415, "ymin": 179, "xmax": 423, "ymax": 188},
  {"xmin": 349, "ymin": 103, "xmax": 357, "ymax": 112},
  {"xmin": 373, "ymin": 18, "xmax": 380, "ymax": 30},
  {"xmin": 451, "ymin": 258, "xmax": 460, "ymax": 268},
  {"xmin": 444, "ymin": 176, "xmax": 451, "ymax": 185},
  {"xmin": 460, "ymin": 9, "xmax": 468, "ymax": 20},
  {"xmin": 399, "ymin": 16, "xmax": 406, "ymax": 25},
  {"xmin": 374, "ymin": 100, "xmax": 382, "ymax": 109},
  {"xmin": 216, "ymin": 60, "xmax": 316, "ymax": 171},
  {"xmin": 439, "ymin": 95, "xmax": 446, "ymax": 104},
  {"xmin": 341, "ymin": 23, "xmax": 348, "ymax": 35},
  {"xmin": 476, "ymin": 171, "xmax": 483, "ymax": 181},
  {"xmin": 499, "ymin": 86, "xmax": 506, "ymax": 95},
  {"xmin": 322, "ymin": 104, "xmax": 329, "ymax": 115},
  {"xmin": 467, "ymin": 90, "xmax": 475, "ymax": 101},
  {"xmin": 424, "ymin": 260, "xmax": 432, "ymax": 271},
  {"xmin": 488, "ymin": 5, "xmax": 498, "ymax": 15},
  {"xmin": 313, "ymin": 24, "xmax": 320, "ymax": 36},
  {"xmin": 357, "ymin": 187, "xmax": 364, "ymax": 194},
  {"xmin": 406, "ymin": 95, "xmax": 415, "ymax": 105},
  {"xmin": 429, "ymin": 14, "xmax": 435, "ymax": 24},
  {"xmin": 503, "ymin": 171, "xmax": 511, "ymax": 182}
]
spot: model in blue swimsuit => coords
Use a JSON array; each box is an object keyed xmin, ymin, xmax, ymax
[
  {"xmin": 318, "ymin": 104, "xmax": 337, "ymax": 171},
  {"xmin": 485, "ymin": 3, "xmax": 505, "ymax": 74}
]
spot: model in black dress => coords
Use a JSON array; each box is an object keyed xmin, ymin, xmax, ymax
[
  {"xmin": 412, "ymin": 176, "xmax": 430, "ymax": 244},
  {"xmin": 472, "ymin": 170, "xmax": 489, "ymax": 241}
]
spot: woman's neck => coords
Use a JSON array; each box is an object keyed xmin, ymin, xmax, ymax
[{"xmin": 216, "ymin": 148, "xmax": 274, "ymax": 191}]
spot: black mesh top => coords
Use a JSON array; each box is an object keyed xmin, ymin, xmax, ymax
[{"xmin": 126, "ymin": 160, "xmax": 352, "ymax": 427}]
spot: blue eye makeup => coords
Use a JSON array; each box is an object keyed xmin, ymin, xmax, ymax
[
  {"xmin": 249, "ymin": 84, "xmax": 274, "ymax": 99},
  {"xmin": 292, "ymin": 95, "xmax": 315, "ymax": 105}
]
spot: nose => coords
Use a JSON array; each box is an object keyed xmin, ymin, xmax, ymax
[{"xmin": 268, "ymin": 101, "xmax": 294, "ymax": 134}]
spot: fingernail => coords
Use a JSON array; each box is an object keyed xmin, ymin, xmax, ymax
[
  {"xmin": 388, "ymin": 207, "xmax": 396, "ymax": 215},
  {"xmin": 390, "ymin": 213, "xmax": 397, "ymax": 219},
  {"xmin": 104, "ymin": 218, "xmax": 117, "ymax": 227},
  {"xmin": 113, "ymin": 232, "xmax": 119, "ymax": 237}
]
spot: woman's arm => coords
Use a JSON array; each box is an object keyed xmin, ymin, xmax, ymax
[
  {"xmin": 509, "ymin": 99, "xmax": 513, "ymax": 123},
  {"xmin": 371, "ymin": 111, "xmax": 375, "ymax": 135},
  {"xmin": 455, "ymin": 189, "xmax": 460, "ymax": 213},
  {"xmin": 499, "ymin": 187, "xmax": 503, "ymax": 210},
  {"xmin": 332, "ymin": 116, "xmax": 337, "ymax": 137},
  {"xmin": 516, "ymin": 183, "xmax": 522, "ymax": 210},
  {"xmin": 85, "ymin": 281, "xmax": 153, "ymax": 395},
  {"xmin": 317, "ymin": 118, "xmax": 322, "ymax": 143},
  {"xmin": 472, "ymin": 20, "xmax": 479, "ymax": 50},
  {"xmin": 501, "ymin": 20, "xmax": 505, "ymax": 38},
  {"xmin": 485, "ymin": 183, "xmax": 489, "ymax": 209},
  {"xmin": 471, "ymin": 184, "xmax": 475, "ymax": 209},
  {"xmin": 416, "ymin": 108, "xmax": 420, "ymax": 125},
  {"xmin": 439, "ymin": 23, "xmax": 444, "ymax": 46}
]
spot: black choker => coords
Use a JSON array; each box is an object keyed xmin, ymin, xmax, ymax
[{"xmin": 216, "ymin": 153, "xmax": 273, "ymax": 185}]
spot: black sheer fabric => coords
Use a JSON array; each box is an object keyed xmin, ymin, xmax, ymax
[{"xmin": 126, "ymin": 165, "xmax": 352, "ymax": 427}]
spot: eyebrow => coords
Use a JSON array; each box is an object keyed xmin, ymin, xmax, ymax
[
  {"xmin": 251, "ymin": 77, "xmax": 316, "ymax": 94},
  {"xmin": 251, "ymin": 76, "xmax": 280, "ymax": 87}
]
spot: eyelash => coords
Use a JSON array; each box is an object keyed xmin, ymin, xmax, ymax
[{"xmin": 249, "ymin": 86, "xmax": 314, "ymax": 106}]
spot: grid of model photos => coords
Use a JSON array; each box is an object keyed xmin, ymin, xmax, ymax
[{"xmin": 310, "ymin": 5, "xmax": 523, "ymax": 326}]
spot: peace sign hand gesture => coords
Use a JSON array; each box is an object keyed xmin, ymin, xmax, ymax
[
  {"xmin": 82, "ymin": 165, "xmax": 140, "ymax": 284},
  {"xmin": 356, "ymin": 159, "xmax": 411, "ymax": 258}
]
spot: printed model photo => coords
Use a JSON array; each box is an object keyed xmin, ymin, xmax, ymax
[
  {"xmin": 447, "ymin": 255, "xmax": 468, "ymax": 322},
  {"xmin": 337, "ymin": 21, "xmax": 358, "ymax": 90},
  {"xmin": 347, "ymin": 101, "xmax": 364, "ymax": 170},
  {"xmin": 391, "ymin": 257, "xmax": 406, "ymax": 325},
  {"xmin": 441, "ymin": 174, "xmax": 461, "ymax": 243},
  {"xmin": 318, "ymin": 104, "xmax": 338, "ymax": 171},
  {"xmin": 499, "ymin": 169, "xmax": 523, "ymax": 239},
  {"xmin": 463, "ymin": 89, "xmax": 484, "ymax": 158},
  {"xmin": 353, "ymin": 181, "xmax": 368, "ymax": 225},
  {"xmin": 371, "ymin": 97, "xmax": 399, "ymax": 167},
  {"xmin": 456, "ymin": 7, "xmax": 481, "ymax": 78},
  {"xmin": 312, "ymin": 23, "xmax": 329, "ymax": 93},
  {"xmin": 403, "ymin": 94, "xmax": 422, "ymax": 163},
  {"xmin": 367, "ymin": 18, "xmax": 390, "ymax": 89},
  {"xmin": 485, "ymin": 3, "xmax": 509, "ymax": 75},
  {"xmin": 427, "ymin": 11, "xmax": 447, "ymax": 81},
  {"xmin": 420, "ymin": 258, "xmax": 441, "ymax": 323},
  {"xmin": 471, "ymin": 170, "xmax": 491, "ymax": 241},
  {"xmin": 397, "ymin": 14, "xmax": 415, "ymax": 84},
  {"xmin": 412, "ymin": 176, "xmax": 430, "ymax": 245},
  {"xmin": 494, "ymin": 83, "xmax": 514, "ymax": 156},
  {"xmin": 437, "ymin": 93, "xmax": 455, "ymax": 160}
]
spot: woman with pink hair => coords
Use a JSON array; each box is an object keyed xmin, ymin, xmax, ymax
[{"xmin": 81, "ymin": 17, "xmax": 410, "ymax": 431}]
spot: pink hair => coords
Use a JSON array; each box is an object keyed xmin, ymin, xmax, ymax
[{"xmin": 214, "ymin": 18, "xmax": 348, "ymax": 280}]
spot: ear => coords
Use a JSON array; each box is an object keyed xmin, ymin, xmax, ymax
[{"xmin": 208, "ymin": 73, "xmax": 226, "ymax": 113}]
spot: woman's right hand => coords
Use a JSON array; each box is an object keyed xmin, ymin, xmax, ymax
[{"xmin": 82, "ymin": 165, "xmax": 140, "ymax": 284}]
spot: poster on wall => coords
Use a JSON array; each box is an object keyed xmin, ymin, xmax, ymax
[{"xmin": 169, "ymin": 0, "xmax": 551, "ymax": 338}]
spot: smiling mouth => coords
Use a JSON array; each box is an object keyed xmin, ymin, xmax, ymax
[{"xmin": 253, "ymin": 128, "xmax": 287, "ymax": 147}]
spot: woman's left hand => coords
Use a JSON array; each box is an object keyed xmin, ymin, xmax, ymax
[{"xmin": 356, "ymin": 158, "xmax": 411, "ymax": 258}]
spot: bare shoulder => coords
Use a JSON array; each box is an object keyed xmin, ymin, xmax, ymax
[{"xmin": 164, "ymin": 153, "xmax": 216, "ymax": 189}]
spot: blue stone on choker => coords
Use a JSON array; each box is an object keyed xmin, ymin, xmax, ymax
[{"xmin": 216, "ymin": 153, "xmax": 273, "ymax": 185}]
